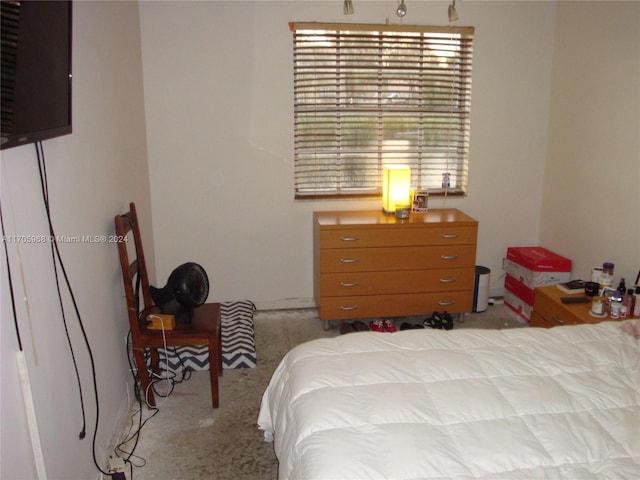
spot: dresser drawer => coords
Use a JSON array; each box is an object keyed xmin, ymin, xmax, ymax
[
  {"xmin": 320, "ymin": 268, "xmax": 475, "ymax": 297},
  {"xmin": 530, "ymin": 311, "xmax": 554, "ymax": 328},
  {"xmin": 320, "ymin": 226, "xmax": 477, "ymax": 249},
  {"xmin": 533, "ymin": 288, "xmax": 583, "ymax": 326},
  {"xmin": 318, "ymin": 291, "xmax": 474, "ymax": 320},
  {"xmin": 319, "ymin": 245, "xmax": 476, "ymax": 273}
]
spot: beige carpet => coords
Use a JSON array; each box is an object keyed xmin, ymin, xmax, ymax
[{"xmin": 112, "ymin": 305, "xmax": 525, "ymax": 480}]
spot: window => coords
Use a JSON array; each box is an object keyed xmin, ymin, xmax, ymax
[{"xmin": 291, "ymin": 23, "xmax": 474, "ymax": 199}]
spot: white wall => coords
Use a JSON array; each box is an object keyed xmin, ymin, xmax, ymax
[
  {"xmin": 1, "ymin": 2, "xmax": 152, "ymax": 479},
  {"xmin": 541, "ymin": 1, "xmax": 640, "ymax": 286},
  {"xmin": 139, "ymin": 0, "xmax": 557, "ymax": 307},
  {"xmin": 2, "ymin": 2, "xmax": 637, "ymax": 479}
]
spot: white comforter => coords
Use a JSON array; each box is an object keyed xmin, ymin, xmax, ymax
[{"xmin": 258, "ymin": 321, "xmax": 640, "ymax": 479}]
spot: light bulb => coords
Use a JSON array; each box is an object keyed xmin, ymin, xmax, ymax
[{"xmin": 396, "ymin": 0, "xmax": 406, "ymax": 18}]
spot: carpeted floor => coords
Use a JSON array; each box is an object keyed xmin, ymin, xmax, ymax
[{"xmin": 112, "ymin": 305, "xmax": 525, "ymax": 480}]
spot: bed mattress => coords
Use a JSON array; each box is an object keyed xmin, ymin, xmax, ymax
[{"xmin": 258, "ymin": 321, "xmax": 640, "ymax": 479}]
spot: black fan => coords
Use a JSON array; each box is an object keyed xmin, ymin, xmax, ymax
[{"xmin": 150, "ymin": 262, "xmax": 209, "ymax": 322}]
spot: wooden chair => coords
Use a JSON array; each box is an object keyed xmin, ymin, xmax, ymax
[{"xmin": 115, "ymin": 202, "xmax": 222, "ymax": 408}]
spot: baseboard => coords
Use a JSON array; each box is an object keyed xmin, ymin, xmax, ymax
[
  {"xmin": 253, "ymin": 297, "xmax": 316, "ymax": 311},
  {"xmin": 255, "ymin": 292, "xmax": 510, "ymax": 313},
  {"xmin": 101, "ymin": 380, "xmax": 138, "ymax": 479},
  {"xmin": 490, "ymin": 286, "xmax": 505, "ymax": 298}
]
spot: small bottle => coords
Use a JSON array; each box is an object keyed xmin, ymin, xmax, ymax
[
  {"xmin": 622, "ymin": 289, "xmax": 635, "ymax": 318},
  {"xmin": 599, "ymin": 262, "xmax": 614, "ymax": 293},
  {"xmin": 633, "ymin": 286, "xmax": 640, "ymax": 317},
  {"xmin": 591, "ymin": 296, "xmax": 605, "ymax": 316},
  {"xmin": 617, "ymin": 278, "xmax": 626, "ymax": 295},
  {"xmin": 610, "ymin": 299, "xmax": 622, "ymax": 318}
]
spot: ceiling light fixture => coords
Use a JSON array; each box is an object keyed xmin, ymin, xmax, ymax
[
  {"xmin": 344, "ymin": 0, "xmax": 354, "ymax": 15},
  {"xmin": 448, "ymin": 0, "xmax": 459, "ymax": 22},
  {"xmin": 396, "ymin": 0, "xmax": 407, "ymax": 18}
]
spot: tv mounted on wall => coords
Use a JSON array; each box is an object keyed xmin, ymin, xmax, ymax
[{"xmin": 1, "ymin": 1, "xmax": 72, "ymax": 150}]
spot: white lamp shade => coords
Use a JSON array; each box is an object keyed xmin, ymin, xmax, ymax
[{"xmin": 382, "ymin": 165, "xmax": 411, "ymax": 213}]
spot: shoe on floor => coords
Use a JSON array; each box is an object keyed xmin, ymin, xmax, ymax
[
  {"xmin": 352, "ymin": 320, "xmax": 369, "ymax": 331},
  {"xmin": 369, "ymin": 319, "xmax": 384, "ymax": 332},
  {"xmin": 400, "ymin": 322, "xmax": 413, "ymax": 330},
  {"xmin": 441, "ymin": 311, "xmax": 454, "ymax": 331},
  {"xmin": 383, "ymin": 319, "xmax": 397, "ymax": 333},
  {"xmin": 424, "ymin": 312, "xmax": 443, "ymax": 329},
  {"xmin": 340, "ymin": 322, "xmax": 356, "ymax": 334}
]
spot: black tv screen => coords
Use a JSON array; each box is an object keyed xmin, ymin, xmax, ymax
[{"xmin": 1, "ymin": 1, "xmax": 72, "ymax": 150}]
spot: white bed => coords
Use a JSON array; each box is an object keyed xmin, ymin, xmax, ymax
[{"xmin": 258, "ymin": 320, "xmax": 640, "ymax": 479}]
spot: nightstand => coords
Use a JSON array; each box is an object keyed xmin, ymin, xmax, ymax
[{"xmin": 531, "ymin": 285, "xmax": 634, "ymax": 328}]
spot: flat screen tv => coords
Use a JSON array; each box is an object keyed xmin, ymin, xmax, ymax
[{"xmin": 1, "ymin": 1, "xmax": 72, "ymax": 150}]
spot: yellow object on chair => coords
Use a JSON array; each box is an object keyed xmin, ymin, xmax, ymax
[{"xmin": 146, "ymin": 314, "xmax": 176, "ymax": 330}]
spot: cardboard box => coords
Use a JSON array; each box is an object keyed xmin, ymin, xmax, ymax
[
  {"xmin": 504, "ymin": 274, "xmax": 535, "ymax": 305},
  {"xmin": 504, "ymin": 289, "xmax": 533, "ymax": 322},
  {"xmin": 506, "ymin": 247, "xmax": 571, "ymax": 273},
  {"xmin": 505, "ymin": 304, "xmax": 531, "ymax": 325},
  {"xmin": 503, "ymin": 247, "xmax": 572, "ymax": 324},
  {"xmin": 410, "ymin": 189, "xmax": 429, "ymax": 212},
  {"xmin": 504, "ymin": 259, "xmax": 571, "ymax": 289}
]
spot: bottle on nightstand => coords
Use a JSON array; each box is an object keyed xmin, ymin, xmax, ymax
[
  {"xmin": 623, "ymin": 288, "xmax": 636, "ymax": 317},
  {"xmin": 633, "ymin": 287, "xmax": 640, "ymax": 317}
]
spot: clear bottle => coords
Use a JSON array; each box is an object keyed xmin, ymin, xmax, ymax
[{"xmin": 599, "ymin": 262, "xmax": 614, "ymax": 293}]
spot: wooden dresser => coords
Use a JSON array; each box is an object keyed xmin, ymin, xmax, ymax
[
  {"xmin": 531, "ymin": 285, "xmax": 635, "ymax": 328},
  {"xmin": 313, "ymin": 209, "xmax": 478, "ymax": 324}
]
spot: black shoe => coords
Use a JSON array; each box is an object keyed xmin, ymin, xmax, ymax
[
  {"xmin": 339, "ymin": 322, "xmax": 356, "ymax": 334},
  {"xmin": 441, "ymin": 311, "xmax": 454, "ymax": 330},
  {"xmin": 400, "ymin": 322, "xmax": 413, "ymax": 330},
  {"xmin": 424, "ymin": 311, "xmax": 443, "ymax": 329},
  {"xmin": 352, "ymin": 320, "xmax": 369, "ymax": 332}
]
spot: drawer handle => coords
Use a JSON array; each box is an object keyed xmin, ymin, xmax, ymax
[
  {"xmin": 340, "ymin": 305, "xmax": 359, "ymax": 311},
  {"xmin": 438, "ymin": 300, "xmax": 456, "ymax": 306},
  {"xmin": 439, "ymin": 278, "xmax": 457, "ymax": 283},
  {"xmin": 340, "ymin": 236, "xmax": 359, "ymax": 242},
  {"xmin": 440, "ymin": 255, "xmax": 458, "ymax": 260},
  {"xmin": 340, "ymin": 282, "xmax": 359, "ymax": 287},
  {"xmin": 552, "ymin": 314, "xmax": 565, "ymax": 325},
  {"xmin": 441, "ymin": 233, "xmax": 459, "ymax": 239},
  {"xmin": 340, "ymin": 258, "xmax": 359, "ymax": 264}
]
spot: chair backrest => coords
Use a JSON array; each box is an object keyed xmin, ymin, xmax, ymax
[{"xmin": 115, "ymin": 202, "xmax": 153, "ymax": 341}]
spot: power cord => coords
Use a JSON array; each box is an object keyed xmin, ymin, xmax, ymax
[
  {"xmin": 113, "ymin": 327, "xmax": 192, "ymax": 477},
  {"xmin": 0, "ymin": 201, "xmax": 22, "ymax": 351},
  {"xmin": 34, "ymin": 143, "xmax": 115, "ymax": 477},
  {"xmin": 35, "ymin": 142, "xmax": 87, "ymax": 441}
]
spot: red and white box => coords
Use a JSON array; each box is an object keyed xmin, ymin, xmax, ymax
[
  {"xmin": 504, "ymin": 247, "xmax": 572, "ymax": 323},
  {"xmin": 505, "ymin": 274, "xmax": 535, "ymax": 305},
  {"xmin": 504, "ymin": 247, "xmax": 572, "ymax": 289},
  {"xmin": 505, "ymin": 289, "xmax": 534, "ymax": 323}
]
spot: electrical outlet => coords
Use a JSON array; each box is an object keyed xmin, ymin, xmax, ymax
[{"xmin": 108, "ymin": 456, "xmax": 125, "ymax": 473}]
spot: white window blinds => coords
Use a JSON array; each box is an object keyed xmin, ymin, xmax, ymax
[{"xmin": 291, "ymin": 22, "xmax": 474, "ymax": 198}]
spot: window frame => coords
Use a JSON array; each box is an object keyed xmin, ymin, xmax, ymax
[{"xmin": 291, "ymin": 22, "xmax": 474, "ymax": 200}]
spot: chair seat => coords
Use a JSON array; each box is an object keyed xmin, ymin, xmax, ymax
[
  {"xmin": 139, "ymin": 303, "xmax": 221, "ymax": 337},
  {"xmin": 116, "ymin": 202, "xmax": 222, "ymax": 408}
]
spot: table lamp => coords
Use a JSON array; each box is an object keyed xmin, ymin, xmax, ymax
[{"xmin": 382, "ymin": 164, "xmax": 411, "ymax": 214}]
